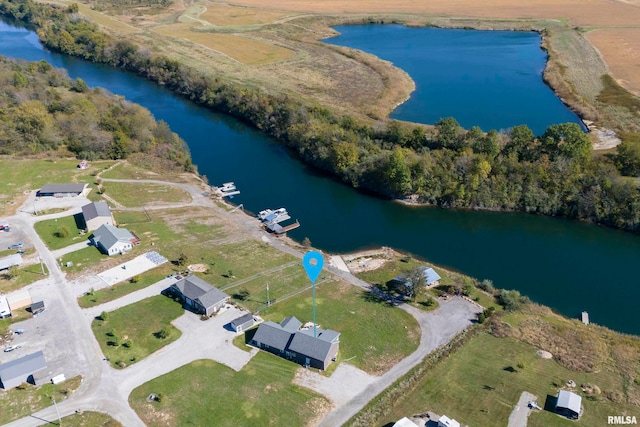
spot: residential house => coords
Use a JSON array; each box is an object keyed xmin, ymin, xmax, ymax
[
  {"xmin": 37, "ymin": 183, "xmax": 87, "ymax": 197},
  {"xmin": 91, "ymin": 224, "xmax": 138, "ymax": 256},
  {"xmin": 251, "ymin": 316, "xmax": 340, "ymax": 370},
  {"xmin": 230, "ymin": 313, "xmax": 255, "ymax": 333},
  {"xmin": 81, "ymin": 201, "xmax": 114, "ymax": 231},
  {"xmin": 391, "ymin": 266, "xmax": 442, "ymax": 295},
  {"xmin": 169, "ymin": 275, "xmax": 229, "ymax": 316},
  {"xmin": 555, "ymin": 390, "xmax": 582, "ymax": 419},
  {"xmin": 0, "ymin": 351, "xmax": 47, "ymax": 389}
]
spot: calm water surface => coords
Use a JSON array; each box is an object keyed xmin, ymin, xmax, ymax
[
  {"xmin": 1, "ymin": 20, "xmax": 638, "ymax": 335},
  {"xmin": 325, "ymin": 25, "xmax": 584, "ymax": 135}
]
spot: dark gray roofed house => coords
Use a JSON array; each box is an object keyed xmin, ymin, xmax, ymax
[
  {"xmin": 555, "ymin": 390, "xmax": 582, "ymax": 419},
  {"xmin": 91, "ymin": 224, "xmax": 138, "ymax": 256},
  {"xmin": 38, "ymin": 183, "xmax": 87, "ymax": 197},
  {"xmin": 251, "ymin": 316, "xmax": 340, "ymax": 370},
  {"xmin": 170, "ymin": 275, "xmax": 229, "ymax": 316},
  {"xmin": 289, "ymin": 328, "xmax": 340, "ymax": 370},
  {"xmin": 230, "ymin": 313, "xmax": 255, "ymax": 333},
  {"xmin": 251, "ymin": 321, "xmax": 295, "ymax": 354},
  {"xmin": 0, "ymin": 351, "xmax": 47, "ymax": 389},
  {"xmin": 81, "ymin": 201, "xmax": 114, "ymax": 231}
]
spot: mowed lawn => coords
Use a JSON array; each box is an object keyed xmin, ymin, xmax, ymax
[
  {"xmin": 130, "ymin": 351, "xmax": 330, "ymax": 427},
  {"xmin": 382, "ymin": 332, "xmax": 639, "ymax": 427},
  {"xmin": 200, "ymin": 3, "xmax": 293, "ymax": 26},
  {"xmin": 259, "ymin": 280, "xmax": 420, "ymax": 375},
  {"xmin": 153, "ymin": 23, "xmax": 294, "ymax": 64},
  {"xmin": 0, "ymin": 262, "xmax": 49, "ymax": 293},
  {"xmin": 103, "ymin": 182, "xmax": 191, "ymax": 207},
  {"xmin": 92, "ymin": 295, "xmax": 183, "ymax": 369},
  {"xmin": 34, "ymin": 214, "xmax": 86, "ymax": 250}
]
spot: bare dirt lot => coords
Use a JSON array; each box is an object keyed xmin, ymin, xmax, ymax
[{"xmin": 586, "ymin": 28, "xmax": 640, "ymax": 97}]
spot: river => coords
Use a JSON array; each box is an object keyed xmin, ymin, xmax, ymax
[
  {"xmin": 325, "ymin": 25, "xmax": 584, "ymax": 135},
  {"xmin": 1, "ymin": 19, "xmax": 639, "ymax": 335}
]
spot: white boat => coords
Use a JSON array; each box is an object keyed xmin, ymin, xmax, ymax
[
  {"xmin": 259, "ymin": 208, "xmax": 288, "ymax": 223},
  {"xmin": 219, "ymin": 182, "xmax": 237, "ymax": 192},
  {"xmin": 258, "ymin": 209, "xmax": 274, "ymax": 221}
]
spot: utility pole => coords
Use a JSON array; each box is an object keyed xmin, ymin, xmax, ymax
[{"xmin": 52, "ymin": 396, "xmax": 61, "ymax": 425}]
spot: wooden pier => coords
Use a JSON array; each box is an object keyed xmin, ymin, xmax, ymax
[{"xmin": 265, "ymin": 220, "xmax": 300, "ymax": 235}]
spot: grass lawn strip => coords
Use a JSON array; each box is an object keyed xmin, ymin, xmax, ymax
[
  {"xmin": 129, "ymin": 351, "xmax": 330, "ymax": 426},
  {"xmin": 59, "ymin": 410, "xmax": 122, "ymax": 427},
  {"xmin": 102, "ymin": 181, "xmax": 191, "ymax": 208},
  {"xmin": 91, "ymin": 295, "xmax": 183, "ymax": 369},
  {"xmin": 34, "ymin": 214, "xmax": 85, "ymax": 250},
  {"xmin": 78, "ymin": 264, "xmax": 174, "ymax": 308},
  {"xmin": 0, "ymin": 376, "xmax": 82, "ymax": 425},
  {"xmin": 0, "ymin": 262, "xmax": 49, "ymax": 293}
]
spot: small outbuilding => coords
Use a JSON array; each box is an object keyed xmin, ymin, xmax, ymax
[
  {"xmin": 29, "ymin": 301, "xmax": 45, "ymax": 316},
  {"xmin": 6, "ymin": 289, "xmax": 32, "ymax": 311},
  {"xmin": 169, "ymin": 275, "xmax": 229, "ymax": 316},
  {"xmin": 555, "ymin": 390, "xmax": 582, "ymax": 420},
  {"xmin": 393, "ymin": 418, "xmax": 420, "ymax": 427},
  {"xmin": 91, "ymin": 224, "xmax": 138, "ymax": 256},
  {"xmin": 0, "ymin": 351, "xmax": 47, "ymax": 389},
  {"xmin": 37, "ymin": 183, "xmax": 87, "ymax": 197},
  {"xmin": 0, "ymin": 254, "xmax": 23, "ymax": 271},
  {"xmin": 230, "ymin": 313, "xmax": 255, "ymax": 333},
  {"xmin": 81, "ymin": 201, "xmax": 114, "ymax": 231},
  {"xmin": 438, "ymin": 415, "xmax": 460, "ymax": 427},
  {"xmin": 0, "ymin": 297, "xmax": 11, "ymax": 318}
]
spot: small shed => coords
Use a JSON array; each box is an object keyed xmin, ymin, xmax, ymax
[
  {"xmin": 7, "ymin": 289, "xmax": 32, "ymax": 311},
  {"xmin": 393, "ymin": 418, "xmax": 419, "ymax": 427},
  {"xmin": 438, "ymin": 415, "xmax": 460, "ymax": 427},
  {"xmin": 29, "ymin": 301, "xmax": 45, "ymax": 316},
  {"xmin": 230, "ymin": 313, "xmax": 255, "ymax": 333},
  {"xmin": 556, "ymin": 390, "xmax": 582, "ymax": 419},
  {"xmin": 0, "ymin": 297, "xmax": 11, "ymax": 318},
  {"xmin": 0, "ymin": 351, "xmax": 47, "ymax": 389}
]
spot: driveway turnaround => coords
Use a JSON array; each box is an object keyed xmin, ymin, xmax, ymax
[{"xmin": 507, "ymin": 391, "xmax": 537, "ymax": 427}]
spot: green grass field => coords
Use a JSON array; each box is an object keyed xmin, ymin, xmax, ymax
[
  {"xmin": 381, "ymin": 332, "xmax": 638, "ymax": 427},
  {"xmin": 91, "ymin": 295, "xmax": 183, "ymax": 369},
  {"xmin": 129, "ymin": 351, "xmax": 329, "ymax": 426},
  {"xmin": 34, "ymin": 214, "xmax": 86, "ymax": 250},
  {"xmin": 0, "ymin": 262, "xmax": 49, "ymax": 293},
  {"xmin": 78, "ymin": 264, "xmax": 174, "ymax": 308},
  {"xmin": 60, "ymin": 246, "xmax": 108, "ymax": 274},
  {"xmin": 0, "ymin": 376, "xmax": 82, "ymax": 425},
  {"xmin": 102, "ymin": 182, "xmax": 191, "ymax": 207},
  {"xmin": 257, "ymin": 280, "xmax": 420, "ymax": 375},
  {"xmin": 59, "ymin": 411, "xmax": 122, "ymax": 427}
]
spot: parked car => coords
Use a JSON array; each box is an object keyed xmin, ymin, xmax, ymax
[
  {"xmin": 8, "ymin": 243, "xmax": 23, "ymax": 249},
  {"xmin": 16, "ymin": 250, "xmax": 25, "ymax": 255},
  {"xmin": 4, "ymin": 345, "xmax": 21, "ymax": 353}
]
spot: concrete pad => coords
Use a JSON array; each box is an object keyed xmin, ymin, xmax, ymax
[
  {"xmin": 507, "ymin": 391, "xmax": 537, "ymax": 427},
  {"xmin": 294, "ymin": 363, "xmax": 376, "ymax": 405},
  {"xmin": 328, "ymin": 255, "xmax": 350, "ymax": 273},
  {"xmin": 97, "ymin": 252, "xmax": 166, "ymax": 286}
]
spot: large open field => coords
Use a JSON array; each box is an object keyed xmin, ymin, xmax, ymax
[{"xmin": 586, "ymin": 28, "xmax": 640, "ymax": 97}]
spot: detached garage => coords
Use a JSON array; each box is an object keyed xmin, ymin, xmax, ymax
[{"xmin": 0, "ymin": 351, "xmax": 47, "ymax": 389}]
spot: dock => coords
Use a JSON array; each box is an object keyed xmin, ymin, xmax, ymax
[
  {"xmin": 581, "ymin": 311, "xmax": 589, "ymax": 325},
  {"xmin": 217, "ymin": 182, "xmax": 240, "ymax": 198},
  {"xmin": 265, "ymin": 220, "xmax": 300, "ymax": 235}
]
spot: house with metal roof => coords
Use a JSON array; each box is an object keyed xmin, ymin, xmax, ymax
[
  {"xmin": 555, "ymin": 390, "xmax": 582, "ymax": 419},
  {"xmin": 251, "ymin": 316, "xmax": 340, "ymax": 370},
  {"xmin": 438, "ymin": 415, "xmax": 460, "ymax": 427},
  {"xmin": 91, "ymin": 224, "xmax": 138, "ymax": 256},
  {"xmin": 37, "ymin": 183, "xmax": 87, "ymax": 197},
  {"xmin": 230, "ymin": 313, "xmax": 255, "ymax": 333},
  {"xmin": 0, "ymin": 254, "xmax": 22, "ymax": 271},
  {"xmin": 81, "ymin": 201, "xmax": 114, "ymax": 231},
  {"xmin": 0, "ymin": 351, "xmax": 47, "ymax": 389},
  {"xmin": 169, "ymin": 275, "xmax": 229, "ymax": 316},
  {"xmin": 392, "ymin": 266, "xmax": 442, "ymax": 295}
]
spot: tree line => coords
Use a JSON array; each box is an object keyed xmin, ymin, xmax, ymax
[
  {"xmin": 0, "ymin": 54, "xmax": 192, "ymax": 171},
  {"xmin": 1, "ymin": 0, "xmax": 639, "ymax": 232}
]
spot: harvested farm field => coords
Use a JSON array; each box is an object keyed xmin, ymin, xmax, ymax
[{"xmin": 586, "ymin": 28, "xmax": 640, "ymax": 97}]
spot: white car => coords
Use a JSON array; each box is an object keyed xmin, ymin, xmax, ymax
[{"xmin": 4, "ymin": 345, "xmax": 21, "ymax": 353}]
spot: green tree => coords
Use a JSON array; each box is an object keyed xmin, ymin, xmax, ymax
[
  {"xmin": 435, "ymin": 117, "xmax": 461, "ymax": 149},
  {"xmin": 504, "ymin": 125, "xmax": 535, "ymax": 159},
  {"xmin": 110, "ymin": 130, "xmax": 130, "ymax": 159},
  {"xmin": 405, "ymin": 267, "xmax": 426, "ymax": 301},
  {"xmin": 542, "ymin": 123, "xmax": 591, "ymax": 161},
  {"xmin": 616, "ymin": 134, "xmax": 640, "ymax": 176},
  {"xmin": 13, "ymin": 71, "xmax": 28, "ymax": 88},
  {"xmin": 383, "ymin": 148, "xmax": 412, "ymax": 195}
]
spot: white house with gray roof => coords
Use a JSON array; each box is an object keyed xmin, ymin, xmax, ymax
[
  {"xmin": 169, "ymin": 275, "xmax": 229, "ymax": 316},
  {"xmin": 0, "ymin": 351, "xmax": 47, "ymax": 389},
  {"xmin": 251, "ymin": 316, "xmax": 340, "ymax": 370},
  {"xmin": 555, "ymin": 390, "xmax": 582, "ymax": 419},
  {"xmin": 81, "ymin": 201, "xmax": 114, "ymax": 231},
  {"xmin": 91, "ymin": 224, "xmax": 138, "ymax": 256}
]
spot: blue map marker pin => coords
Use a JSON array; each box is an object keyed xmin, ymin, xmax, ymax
[{"xmin": 302, "ymin": 251, "xmax": 324, "ymax": 283}]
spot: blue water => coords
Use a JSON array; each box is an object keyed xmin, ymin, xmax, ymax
[
  {"xmin": 2, "ymin": 19, "xmax": 640, "ymax": 335},
  {"xmin": 325, "ymin": 25, "xmax": 584, "ymax": 135}
]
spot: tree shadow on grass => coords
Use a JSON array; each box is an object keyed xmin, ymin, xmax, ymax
[{"xmin": 360, "ymin": 289, "xmax": 398, "ymax": 307}]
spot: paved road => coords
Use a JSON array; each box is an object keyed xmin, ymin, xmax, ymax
[{"xmin": 508, "ymin": 391, "xmax": 537, "ymax": 427}]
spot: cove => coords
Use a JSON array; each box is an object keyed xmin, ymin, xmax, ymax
[
  {"xmin": 325, "ymin": 25, "xmax": 584, "ymax": 135},
  {"xmin": 1, "ymin": 19, "xmax": 639, "ymax": 335}
]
